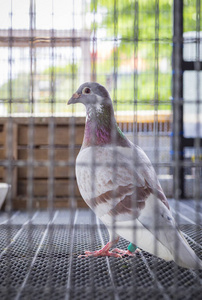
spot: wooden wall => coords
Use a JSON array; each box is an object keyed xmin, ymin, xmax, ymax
[
  {"xmin": 0, "ymin": 117, "xmax": 85, "ymax": 209},
  {"xmin": 0, "ymin": 114, "xmax": 171, "ymax": 209}
]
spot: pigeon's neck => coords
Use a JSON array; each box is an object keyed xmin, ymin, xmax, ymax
[{"xmin": 82, "ymin": 104, "xmax": 130, "ymax": 148}]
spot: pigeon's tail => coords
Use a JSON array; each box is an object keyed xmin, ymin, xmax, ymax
[
  {"xmin": 136, "ymin": 196, "xmax": 202, "ymax": 270},
  {"xmin": 170, "ymin": 229, "xmax": 202, "ymax": 270}
]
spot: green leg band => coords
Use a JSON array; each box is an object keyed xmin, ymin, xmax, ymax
[{"xmin": 127, "ymin": 243, "xmax": 137, "ymax": 253}]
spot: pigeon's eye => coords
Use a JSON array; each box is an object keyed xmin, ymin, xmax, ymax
[{"xmin": 82, "ymin": 87, "xmax": 91, "ymax": 94}]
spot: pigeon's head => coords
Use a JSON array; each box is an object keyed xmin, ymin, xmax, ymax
[
  {"xmin": 68, "ymin": 82, "xmax": 129, "ymax": 147},
  {"xmin": 68, "ymin": 82, "xmax": 112, "ymax": 109}
]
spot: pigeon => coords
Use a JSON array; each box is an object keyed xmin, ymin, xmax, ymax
[{"xmin": 68, "ymin": 82, "xmax": 202, "ymax": 269}]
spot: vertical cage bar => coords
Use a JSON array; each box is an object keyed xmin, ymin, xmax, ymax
[
  {"xmin": 131, "ymin": 1, "xmax": 139, "ymax": 296},
  {"xmin": 5, "ymin": 0, "xmax": 13, "ymax": 294},
  {"xmin": 133, "ymin": 0, "xmax": 138, "ymax": 138},
  {"xmin": 172, "ymin": 0, "xmax": 184, "ymax": 199},
  {"xmin": 110, "ymin": 0, "xmax": 118, "ymax": 255},
  {"xmin": 172, "ymin": 0, "xmax": 184, "ymax": 286},
  {"xmin": 194, "ymin": 0, "xmax": 201, "ymax": 240},
  {"xmin": 113, "ymin": 0, "xmax": 118, "ymax": 112},
  {"xmin": 46, "ymin": 0, "xmax": 55, "ymax": 295},
  {"xmin": 89, "ymin": 1, "xmax": 98, "ymax": 296},
  {"xmin": 69, "ymin": 0, "xmax": 77, "ymax": 214},
  {"xmin": 26, "ymin": 1, "xmax": 36, "ymax": 296},
  {"xmin": 48, "ymin": 1, "xmax": 55, "ymax": 214},
  {"xmin": 153, "ymin": 0, "xmax": 160, "ymax": 268},
  {"xmin": 27, "ymin": 0, "xmax": 35, "ymax": 212},
  {"xmin": 91, "ymin": 0, "xmax": 97, "ymax": 82}
]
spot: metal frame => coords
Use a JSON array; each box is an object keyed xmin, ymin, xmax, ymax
[{"xmin": 172, "ymin": 0, "xmax": 202, "ymax": 198}]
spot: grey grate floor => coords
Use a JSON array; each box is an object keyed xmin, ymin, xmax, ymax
[{"xmin": 0, "ymin": 200, "xmax": 201, "ymax": 300}]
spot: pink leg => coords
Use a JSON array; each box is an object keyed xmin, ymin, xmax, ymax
[
  {"xmin": 111, "ymin": 247, "xmax": 141, "ymax": 257},
  {"xmin": 79, "ymin": 237, "xmax": 121, "ymax": 258}
]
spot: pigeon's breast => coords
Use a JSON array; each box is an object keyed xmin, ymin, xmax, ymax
[
  {"xmin": 75, "ymin": 146, "xmax": 148, "ymax": 220},
  {"xmin": 75, "ymin": 146, "xmax": 116, "ymax": 203}
]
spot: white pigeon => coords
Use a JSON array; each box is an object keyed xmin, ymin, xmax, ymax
[{"xmin": 68, "ymin": 82, "xmax": 202, "ymax": 269}]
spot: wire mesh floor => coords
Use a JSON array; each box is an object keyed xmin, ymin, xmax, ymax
[{"xmin": 0, "ymin": 200, "xmax": 201, "ymax": 300}]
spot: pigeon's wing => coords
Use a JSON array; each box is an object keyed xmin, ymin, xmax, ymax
[
  {"xmin": 124, "ymin": 143, "xmax": 202, "ymax": 269},
  {"xmin": 76, "ymin": 145, "xmax": 169, "ymax": 223},
  {"xmin": 128, "ymin": 142, "xmax": 170, "ymax": 209}
]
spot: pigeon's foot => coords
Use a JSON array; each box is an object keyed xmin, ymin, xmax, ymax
[
  {"xmin": 79, "ymin": 249, "xmax": 122, "ymax": 258},
  {"xmin": 111, "ymin": 247, "xmax": 141, "ymax": 257},
  {"xmin": 79, "ymin": 240, "xmax": 122, "ymax": 258}
]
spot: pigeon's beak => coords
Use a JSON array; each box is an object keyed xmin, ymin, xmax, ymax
[{"xmin": 67, "ymin": 93, "xmax": 81, "ymax": 105}]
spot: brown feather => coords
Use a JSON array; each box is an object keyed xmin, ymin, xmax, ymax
[
  {"xmin": 108, "ymin": 185, "xmax": 150, "ymax": 217},
  {"xmin": 88, "ymin": 179, "xmax": 169, "ymax": 218}
]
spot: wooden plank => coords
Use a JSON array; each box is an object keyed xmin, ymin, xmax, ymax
[
  {"xmin": 12, "ymin": 196, "xmax": 87, "ymax": 209},
  {"xmin": 18, "ymin": 148, "xmax": 80, "ymax": 160},
  {"xmin": 1, "ymin": 114, "xmax": 172, "ymax": 134},
  {"xmin": 18, "ymin": 147, "xmax": 80, "ymax": 178},
  {"xmin": 18, "ymin": 179, "xmax": 81, "ymax": 197},
  {"xmin": 118, "ymin": 121, "xmax": 171, "ymax": 132},
  {"xmin": 0, "ymin": 124, "xmax": 5, "ymax": 145},
  {"xmin": 0, "ymin": 116, "xmax": 86, "ymax": 125},
  {"xmin": 0, "ymin": 167, "xmax": 4, "ymax": 178},
  {"xmin": 4, "ymin": 123, "xmax": 18, "ymax": 198},
  {"xmin": 0, "ymin": 145, "xmax": 5, "ymax": 180},
  {"xmin": 0, "ymin": 148, "xmax": 5, "ymax": 159},
  {"xmin": 18, "ymin": 166, "xmax": 76, "ymax": 179},
  {"xmin": 18, "ymin": 125, "xmax": 85, "ymax": 145},
  {"xmin": 0, "ymin": 114, "xmax": 172, "ymax": 126},
  {"xmin": 12, "ymin": 123, "xmax": 18, "ymax": 198},
  {"xmin": 116, "ymin": 112, "xmax": 172, "ymax": 123},
  {"xmin": 0, "ymin": 29, "xmax": 91, "ymax": 48}
]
